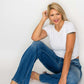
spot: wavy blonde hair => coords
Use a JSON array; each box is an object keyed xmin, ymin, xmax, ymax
[{"xmin": 47, "ymin": 2, "xmax": 68, "ymax": 24}]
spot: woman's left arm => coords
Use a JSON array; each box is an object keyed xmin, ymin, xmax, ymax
[{"xmin": 58, "ymin": 32, "xmax": 76, "ymax": 84}]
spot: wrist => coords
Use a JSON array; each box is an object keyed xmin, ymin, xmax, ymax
[
  {"xmin": 61, "ymin": 75, "xmax": 67, "ymax": 79},
  {"xmin": 41, "ymin": 17, "xmax": 47, "ymax": 21}
]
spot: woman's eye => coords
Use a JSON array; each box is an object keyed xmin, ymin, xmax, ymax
[
  {"xmin": 51, "ymin": 15, "xmax": 54, "ymax": 16},
  {"xmin": 50, "ymin": 13, "xmax": 60, "ymax": 16},
  {"xmin": 56, "ymin": 13, "xmax": 59, "ymax": 15}
]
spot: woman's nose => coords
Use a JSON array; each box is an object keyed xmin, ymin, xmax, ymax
[{"xmin": 54, "ymin": 15, "xmax": 57, "ymax": 19}]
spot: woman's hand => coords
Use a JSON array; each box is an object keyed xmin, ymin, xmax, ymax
[
  {"xmin": 58, "ymin": 77, "xmax": 67, "ymax": 84},
  {"xmin": 42, "ymin": 10, "xmax": 48, "ymax": 21}
]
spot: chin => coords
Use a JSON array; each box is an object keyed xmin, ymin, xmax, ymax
[{"xmin": 53, "ymin": 22, "xmax": 60, "ymax": 25}]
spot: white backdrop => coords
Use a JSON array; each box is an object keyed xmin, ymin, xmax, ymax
[{"xmin": 0, "ymin": 0, "xmax": 84, "ymax": 84}]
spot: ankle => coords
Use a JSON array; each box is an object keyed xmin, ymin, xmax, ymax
[
  {"xmin": 31, "ymin": 71, "xmax": 40, "ymax": 81},
  {"xmin": 37, "ymin": 74, "xmax": 40, "ymax": 81}
]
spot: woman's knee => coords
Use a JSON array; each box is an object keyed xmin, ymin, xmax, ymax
[
  {"xmin": 31, "ymin": 41, "xmax": 44, "ymax": 48},
  {"xmin": 22, "ymin": 41, "xmax": 42, "ymax": 56},
  {"xmin": 67, "ymin": 69, "xmax": 80, "ymax": 84},
  {"xmin": 67, "ymin": 76, "xmax": 79, "ymax": 84}
]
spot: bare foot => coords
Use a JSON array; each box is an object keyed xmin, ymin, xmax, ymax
[
  {"xmin": 10, "ymin": 80, "xmax": 17, "ymax": 84},
  {"xmin": 30, "ymin": 71, "xmax": 40, "ymax": 81}
]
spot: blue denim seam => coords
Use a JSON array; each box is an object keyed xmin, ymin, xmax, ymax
[
  {"xmin": 21, "ymin": 45, "xmax": 38, "ymax": 84},
  {"xmin": 40, "ymin": 48, "xmax": 64, "ymax": 64},
  {"xmin": 38, "ymin": 48, "xmax": 61, "ymax": 64}
]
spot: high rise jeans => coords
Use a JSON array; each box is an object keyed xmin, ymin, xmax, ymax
[{"xmin": 11, "ymin": 41, "xmax": 82, "ymax": 84}]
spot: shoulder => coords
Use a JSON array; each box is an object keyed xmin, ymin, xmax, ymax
[
  {"xmin": 64, "ymin": 21, "xmax": 76, "ymax": 34},
  {"xmin": 43, "ymin": 24, "xmax": 52, "ymax": 28},
  {"xmin": 42, "ymin": 24, "xmax": 53, "ymax": 34},
  {"xmin": 43, "ymin": 24, "xmax": 53, "ymax": 31},
  {"xmin": 65, "ymin": 21, "xmax": 75, "ymax": 27}
]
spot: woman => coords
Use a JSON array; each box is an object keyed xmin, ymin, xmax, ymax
[{"xmin": 10, "ymin": 2, "xmax": 82, "ymax": 84}]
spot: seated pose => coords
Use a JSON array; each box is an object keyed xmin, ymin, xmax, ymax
[{"xmin": 10, "ymin": 2, "xmax": 82, "ymax": 84}]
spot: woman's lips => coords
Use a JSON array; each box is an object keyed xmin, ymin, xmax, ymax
[{"xmin": 54, "ymin": 20, "xmax": 58, "ymax": 22}]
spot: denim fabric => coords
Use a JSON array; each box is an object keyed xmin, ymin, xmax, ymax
[{"xmin": 11, "ymin": 41, "xmax": 82, "ymax": 84}]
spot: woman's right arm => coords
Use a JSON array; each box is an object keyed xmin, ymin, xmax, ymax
[{"xmin": 31, "ymin": 10, "xmax": 48, "ymax": 41}]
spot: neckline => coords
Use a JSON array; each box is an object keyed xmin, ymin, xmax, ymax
[{"xmin": 53, "ymin": 21, "xmax": 65, "ymax": 33}]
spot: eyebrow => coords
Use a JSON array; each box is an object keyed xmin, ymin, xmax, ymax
[{"xmin": 50, "ymin": 13, "xmax": 60, "ymax": 15}]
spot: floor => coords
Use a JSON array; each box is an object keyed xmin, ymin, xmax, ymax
[{"xmin": 29, "ymin": 79, "xmax": 46, "ymax": 84}]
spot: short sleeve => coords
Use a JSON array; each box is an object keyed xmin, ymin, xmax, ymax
[
  {"xmin": 66, "ymin": 22, "xmax": 76, "ymax": 34},
  {"xmin": 42, "ymin": 25, "xmax": 50, "ymax": 35}
]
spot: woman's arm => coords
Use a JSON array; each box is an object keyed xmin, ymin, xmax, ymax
[
  {"xmin": 31, "ymin": 10, "xmax": 48, "ymax": 41},
  {"xmin": 61, "ymin": 32, "xmax": 76, "ymax": 78},
  {"xmin": 58, "ymin": 32, "xmax": 76, "ymax": 84}
]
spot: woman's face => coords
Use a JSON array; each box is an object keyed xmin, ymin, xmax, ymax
[{"xmin": 49, "ymin": 9, "xmax": 63, "ymax": 25}]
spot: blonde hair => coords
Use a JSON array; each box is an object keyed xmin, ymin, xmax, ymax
[{"xmin": 47, "ymin": 2, "xmax": 68, "ymax": 24}]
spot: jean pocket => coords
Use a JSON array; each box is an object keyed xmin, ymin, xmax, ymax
[{"xmin": 71, "ymin": 59, "xmax": 81, "ymax": 69}]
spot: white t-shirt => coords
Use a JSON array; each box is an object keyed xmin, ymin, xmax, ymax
[{"xmin": 43, "ymin": 21, "xmax": 79, "ymax": 60}]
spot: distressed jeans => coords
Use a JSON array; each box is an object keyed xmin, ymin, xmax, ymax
[{"xmin": 11, "ymin": 41, "xmax": 82, "ymax": 84}]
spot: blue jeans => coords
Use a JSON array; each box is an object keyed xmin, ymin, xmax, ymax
[{"xmin": 11, "ymin": 41, "xmax": 82, "ymax": 84}]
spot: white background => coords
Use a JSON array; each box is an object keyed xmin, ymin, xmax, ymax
[{"xmin": 0, "ymin": 0, "xmax": 84, "ymax": 84}]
